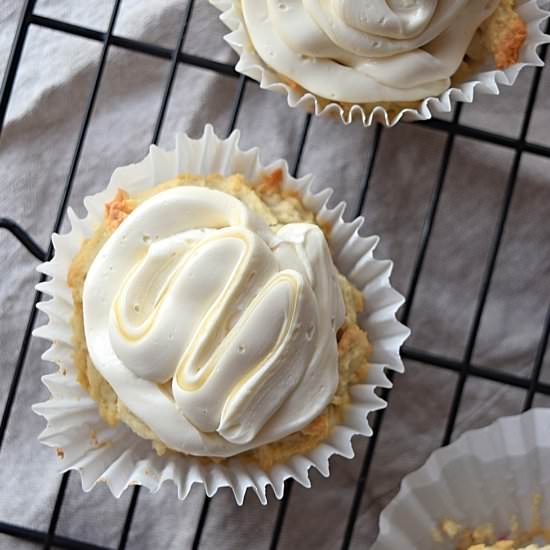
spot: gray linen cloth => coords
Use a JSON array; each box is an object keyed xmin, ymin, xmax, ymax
[{"xmin": 1, "ymin": 1, "xmax": 549, "ymax": 548}]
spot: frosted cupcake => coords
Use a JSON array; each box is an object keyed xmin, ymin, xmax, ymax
[
  {"xmin": 68, "ymin": 172, "xmax": 370, "ymax": 468},
  {"xmin": 33, "ymin": 127, "xmax": 408, "ymax": 502},
  {"xmin": 211, "ymin": 0, "xmax": 547, "ymax": 125}
]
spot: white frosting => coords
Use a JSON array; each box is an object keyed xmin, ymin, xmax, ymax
[
  {"xmin": 83, "ymin": 186, "xmax": 345, "ymax": 457},
  {"xmin": 240, "ymin": 0, "xmax": 499, "ymax": 102}
]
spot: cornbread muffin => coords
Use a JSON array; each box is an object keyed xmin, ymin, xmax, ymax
[
  {"xmin": 67, "ymin": 169, "xmax": 371, "ymax": 470},
  {"xmin": 213, "ymin": 0, "xmax": 528, "ymax": 121}
]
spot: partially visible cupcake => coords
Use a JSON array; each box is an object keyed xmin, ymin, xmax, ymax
[
  {"xmin": 33, "ymin": 126, "xmax": 408, "ymax": 503},
  {"xmin": 210, "ymin": 0, "xmax": 547, "ymax": 126},
  {"xmin": 372, "ymin": 409, "xmax": 550, "ymax": 550}
]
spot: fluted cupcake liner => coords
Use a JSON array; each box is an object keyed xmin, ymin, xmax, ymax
[
  {"xmin": 210, "ymin": 0, "xmax": 549, "ymax": 127},
  {"xmin": 372, "ymin": 408, "xmax": 550, "ymax": 549},
  {"xmin": 32, "ymin": 125, "xmax": 409, "ymax": 504}
]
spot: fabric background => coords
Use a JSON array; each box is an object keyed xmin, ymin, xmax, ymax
[{"xmin": 1, "ymin": 1, "xmax": 549, "ymax": 548}]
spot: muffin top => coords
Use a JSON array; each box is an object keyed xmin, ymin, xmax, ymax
[
  {"xmin": 240, "ymin": 0, "xmax": 499, "ymax": 102},
  {"xmin": 82, "ymin": 185, "xmax": 345, "ymax": 457}
]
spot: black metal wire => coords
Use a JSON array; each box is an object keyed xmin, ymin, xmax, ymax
[
  {"xmin": 400, "ymin": 104, "xmax": 463, "ymax": 324},
  {"xmin": 0, "ymin": 0, "xmax": 37, "ymax": 135},
  {"xmin": 39, "ymin": 2, "xmax": 123, "ymax": 548},
  {"xmin": 23, "ymin": 13, "xmax": 550, "ymax": 161},
  {"xmin": 189, "ymin": 113, "xmax": 315, "ymax": 550},
  {"xmin": 0, "ymin": 0, "xmax": 122, "ymax": 453},
  {"xmin": 191, "ymin": 497, "xmax": 212, "ymax": 550},
  {"xmin": 266, "ymin": 113, "xmax": 313, "ymax": 550},
  {"xmin": 354, "ymin": 123, "xmax": 383, "ymax": 218},
  {"xmin": 117, "ymin": 486, "xmax": 140, "ymax": 550},
  {"xmin": 421, "ymin": 116, "xmax": 550, "ymax": 158},
  {"xmin": 0, "ymin": 218, "xmax": 47, "ymax": 261},
  {"xmin": 523, "ymin": 305, "xmax": 550, "ymax": 411},
  {"xmin": 269, "ymin": 481, "xmax": 294, "ymax": 550},
  {"xmin": 225, "ymin": 75, "xmax": 248, "ymax": 137},
  {"xmin": 1, "ymin": 3, "xmax": 549, "ymax": 550},
  {"xmin": 6, "ymin": 2, "xmax": 123, "ymax": 547},
  {"xmin": 340, "ymin": 105, "xmax": 463, "ymax": 550},
  {"xmin": 402, "ymin": 345, "xmax": 550, "ymax": 395},
  {"xmin": 291, "ymin": 114, "xmax": 312, "ymax": 176},
  {"xmin": 44, "ymin": 472, "xmax": 71, "ymax": 550},
  {"xmin": 151, "ymin": 0, "xmax": 196, "ymax": 145},
  {"xmin": 442, "ymin": 32, "xmax": 550, "ymax": 446},
  {"xmin": 115, "ymin": 18, "xmax": 254, "ymax": 550},
  {"xmin": 0, "ymin": 521, "xmax": 111, "ymax": 550},
  {"xmin": 28, "ymin": 14, "xmax": 237, "ymax": 79},
  {"xmin": 103, "ymin": 2, "xmax": 202, "ymax": 545}
]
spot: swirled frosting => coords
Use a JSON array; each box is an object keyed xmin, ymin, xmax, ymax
[
  {"xmin": 240, "ymin": 0, "xmax": 499, "ymax": 102},
  {"xmin": 83, "ymin": 186, "xmax": 345, "ymax": 457}
]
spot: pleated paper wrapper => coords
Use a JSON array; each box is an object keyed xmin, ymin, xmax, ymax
[
  {"xmin": 210, "ymin": 0, "xmax": 549, "ymax": 127},
  {"xmin": 372, "ymin": 408, "xmax": 550, "ymax": 549},
  {"xmin": 32, "ymin": 125, "xmax": 409, "ymax": 504}
]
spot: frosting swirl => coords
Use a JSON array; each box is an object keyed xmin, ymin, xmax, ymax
[
  {"xmin": 83, "ymin": 186, "xmax": 345, "ymax": 457},
  {"xmin": 240, "ymin": 0, "xmax": 499, "ymax": 102}
]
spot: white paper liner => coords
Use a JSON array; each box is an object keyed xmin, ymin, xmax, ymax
[
  {"xmin": 372, "ymin": 408, "xmax": 550, "ymax": 549},
  {"xmin": 32, "ymin": 125, "xmax": 409, "ymax": 504},
  {"xmin": 209, "ymin": 0, "xmax": 549, "ymax": 127}
]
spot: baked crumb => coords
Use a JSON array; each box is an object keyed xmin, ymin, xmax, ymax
[
  {"xmin": 436, "ymin": 494, "xmax": 549, "ymax": 550},
  {"xmin": 319, "ymin": 220, "xmax": 332, "ymax": 239},
  {"xmin": 301, "ymin": 413, "xmax": 330, "ymax": 437},
  {"xmin": 104, "ymin": 188, "xmax": 132, "ymax": 230},
  {"xmin": 482, "ymin": 0, "xmax": 527, "ymax": 69},
  {"xmin": 257, "ymin": 168, "xmax": 283, "ymax": 194}
]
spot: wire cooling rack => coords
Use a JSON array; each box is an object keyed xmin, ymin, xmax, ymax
[{"xmin": 1, "ymin": 1, "xmax": 549, "ymax": 549}]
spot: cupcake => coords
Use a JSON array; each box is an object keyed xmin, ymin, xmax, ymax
[
  {"xmin": 33, "ymin": 126, "xmax": 408, "ymax": 502},
  {"xmin": 211, "ymin": 0, "xmax": 548, "ymax": 126},
  {"xmin": 372, "ymin": 409, "xmax": 550, "ymax": 550},
  {"xmin": 67, "ymin": 172, "xmax": 369, "ymax": 466}
]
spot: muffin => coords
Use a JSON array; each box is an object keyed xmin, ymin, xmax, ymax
[
  {"xmin": 211, "ymin": 0, "xmax": 540, "ymax": 125},
  {"xmin": 33, "ymin": 127, "xmax": 408, "ymax": 502},
  {"xmin": 67, "ymin": 171, "xmax": 370, "ymax": 469}
]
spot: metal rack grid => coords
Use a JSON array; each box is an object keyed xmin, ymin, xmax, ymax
[{"xmin": 0, "ymin": 1, "xmax": 549, "ymax": 549}]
